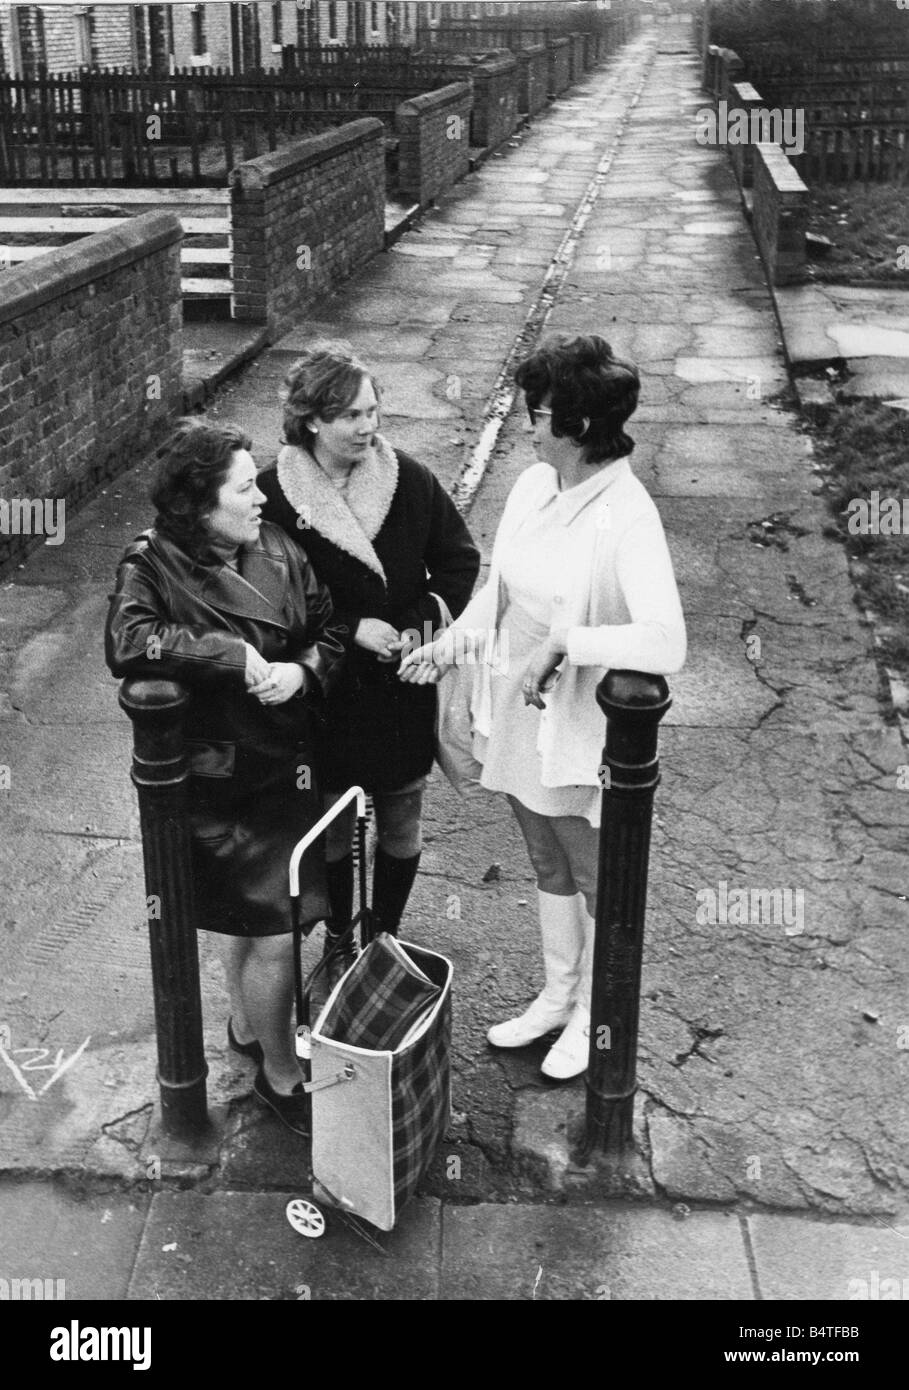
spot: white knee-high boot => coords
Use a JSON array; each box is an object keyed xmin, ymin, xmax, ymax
[
  {"xmin": 541, "ymin": 894, "xmax": 596, "ymax": 1080},
  {"xmin": 487, "ymin": 890, "xmax": 585, "ymax": 1048}
]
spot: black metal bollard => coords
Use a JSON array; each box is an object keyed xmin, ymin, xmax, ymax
[
  {"xmin": 581, "ymin": 670, "xmax": 671, "ymax": 1157},
  {"xmin": 119, "ymin": 679, "xmax": 209, "ymax": 1138}
]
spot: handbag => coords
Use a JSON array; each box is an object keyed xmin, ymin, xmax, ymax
[
  {"xmin": 428, "ymin": 589, "xmax": 484, "ymax": 793},
  {"xmin": 435, "ymin": 659, "xmax": 484, "ymax": 793}
]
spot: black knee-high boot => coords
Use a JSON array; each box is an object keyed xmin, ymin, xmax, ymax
[
  {"xmin": 371, "ymin": 848, "xmax": 421, "ymax": 938},
  {"xmin": 323, "ymin": 854, "xmax": 356, "ymax": 986}
]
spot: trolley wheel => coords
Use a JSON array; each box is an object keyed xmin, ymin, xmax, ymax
[{"xmin": 285, "ymin": 1197, "xmax": 326, "ymax": 1239}]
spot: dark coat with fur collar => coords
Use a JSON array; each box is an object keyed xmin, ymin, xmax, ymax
[{"xmin": 258, "ymin": 435, "xmax": 480, "ymax": 792}]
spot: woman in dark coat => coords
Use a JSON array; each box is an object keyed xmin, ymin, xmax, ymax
[
  {"xmin": 258, "ymin": 341, "xmax": 480, "ymax": 975},
  {"xmin": 105, "ymin": 419, "xmax": 346, "ymax": 1135}
]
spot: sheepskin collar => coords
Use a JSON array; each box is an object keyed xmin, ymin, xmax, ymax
[{"xmin": 275, "ymin": 433, "xmax": 399, "ymax": 582}]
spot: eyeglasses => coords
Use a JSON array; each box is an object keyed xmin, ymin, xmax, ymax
[{"xmin": 528, "ymin": 406, "xmax": 553, "ymax": 425}]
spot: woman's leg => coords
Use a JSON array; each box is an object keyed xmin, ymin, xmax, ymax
[
  {"xmin": 371, "ymin": 783, "xmax": 424, "ymax": 936},
  {"xmin": 537, "ymin": 815, "xmax": 601, "ymax": 1080},
  {"xmin": 487, "ymin": 798, "xmax": 586, "ymax": 1048},
  {"xmin": 241, "ymin": 934, "xmax": 300, "ymax": 1093},
  {"xmin": 213, "ymin": 934, "xmax": 255, "ymax": 1042}
]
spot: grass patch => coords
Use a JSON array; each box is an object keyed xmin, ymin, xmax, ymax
[
  {"xmin": 806, "ymin": 185, "xmax": 909, "ymax": 285},
  {"xmin": 816, "ymin": 399, "xmax": 909, "ymax": 675}
]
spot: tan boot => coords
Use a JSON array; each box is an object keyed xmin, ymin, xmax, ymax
[
  {"xmin": 541, "ymin": 896, "xmax": 595, "ymax": 1080},
  {"xmin": 487, "ymin": 891, "xmax": 584, "ymax": 1048}
]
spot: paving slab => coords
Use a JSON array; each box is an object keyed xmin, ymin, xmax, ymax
[
  {"xmin": 440, "ymin": 1204, "xmax": 754, "ymax": 1301},
  {"xmin": 0, "ymin": 1181, "xmax": 150, "ymax": 1300},
  {"xmin": 127, "ymin": 1192, "xmax": 442, "ymax": 1300},
  {"xmin": 747, "ymin": 1213, "xmax": 909, "ymax": 1301}
]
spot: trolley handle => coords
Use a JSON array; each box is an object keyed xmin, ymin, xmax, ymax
[{"xmin": 288, "ymin": 785, "xmax": 367, "ymax": 900}]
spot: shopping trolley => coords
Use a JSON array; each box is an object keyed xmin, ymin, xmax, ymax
[{"xmin": 285, "ymin": 786, "xmax": 453, "ymax": 1246}]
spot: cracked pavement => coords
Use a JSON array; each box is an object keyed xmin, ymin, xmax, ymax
[{"xmin": 0, "ymin": 22, "xmax": 907, "ymax": 1224}]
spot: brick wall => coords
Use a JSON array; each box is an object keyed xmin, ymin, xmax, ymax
[
  {"xmin": 230, "ymin": 119, "xmax": 386, "ymax": 340},
  {"xmin": 517, "ymin": 43, "xmax": 548, "ymax": 118},
  {"xmin": 171, "ymin": 3, "xmax": 233, "ymax": 71},
  {"xmin": 40, "ymin": 4, "xmax": 137, "ymax": 72},
  {"xmin": 729, "ymin": 81, "xmax": 764, "ymax": 190},
  {"xmin": 396, "ymin": 81, "xmax": 472, "ymax": 207},
  {"xmin": 0, "ymin": 212, "xmax": 182, "ymax": 574},
  {"xmin": 548, "ymin": 37, "xmax": 570, "ymax": 97},
  {"xmin": 470, "ymin": 54, "xmax": 518, "ymax": 153},
  {"xmin": 752, "ymin": 141, "xmax": 808, "ymax": 287}
]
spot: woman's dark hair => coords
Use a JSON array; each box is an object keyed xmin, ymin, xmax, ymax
[
  {"xmin": 150, "ymin": 418, "xmax": 253, "ymax": 558},
  {"xmin": 281, "ymin": 339, "xmax": 381, "ymax": 447},
  {"xmin": 514, "ymin": 334, "xmax": 640, "ymax": 463}
]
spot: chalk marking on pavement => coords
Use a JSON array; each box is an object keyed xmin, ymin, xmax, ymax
[
  {"xmin": 38, "ymin": 1034, "xmax": 91, "ymax": 1094},
  {"xmin": 0, "ymin": 1043, "xmax": 38, "ymax": 1100},
  {"xmin": 450, "ymin": 41, "xmax": 658, "ymax": 516}
]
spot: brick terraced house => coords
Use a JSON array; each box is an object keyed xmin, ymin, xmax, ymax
[{"xmin": 0, "ymin": 3, "xmax": 425, "ymax": 76}]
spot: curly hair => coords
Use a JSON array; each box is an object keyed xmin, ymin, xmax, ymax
[
  {"xmin": 150, "ymin": 418, "xmax": 253, "ymax": 558},
  {"xmin": 514, "ymin": 334, "xmax": 640, "ymax": 463},
  {"xmin": 281, "ymin": 339, "xmax": 381, "ymax": 447}
]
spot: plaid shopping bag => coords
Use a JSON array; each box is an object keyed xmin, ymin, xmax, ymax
[
  {"xmin": 318, "ymin": 933, "xmax": 441, "ymax": 1052},
  {"xmin": 310, "ymin": 939, "xmax": 453, "ymax": 1232}
]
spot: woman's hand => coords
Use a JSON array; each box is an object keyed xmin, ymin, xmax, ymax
[
  {"xmin": 398, "ymin": 640, "xmax": 452, "ymax": 685},
  {"xmin": 244, "ymin": 642, "xmax": 271, "ymax": 689},
  {"xmin": 522, "ymin": 632, "xmax": 567, "ymax": 709},
  {"xmin": 355, "ymin": 618, "xmax": 405, "ymax": 664},
  {"xmin": 250, "ymin": 663, "xmax": 306, "ymax": 705}
]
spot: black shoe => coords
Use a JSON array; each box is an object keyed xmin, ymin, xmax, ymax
[
  {"xmin": 253, "ymin": 1068, "xmax": 310, "ymax": 1137},
  {"xmin": 227, "ymin": 1017, "xmax": 264, "ymax": 1066}
]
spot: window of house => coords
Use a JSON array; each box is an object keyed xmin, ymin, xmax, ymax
[
  {"xmin": 370, "ymin": 2, "xmax": 379, "ymax": 33},
  {"xmin": 328, "ymin": 1, "xmax": 338, "ymax": 41},
  {"xmin": 271, "ymin": 1, "xmax": 282, "ymax": 45},
  {"xmin": 73, "ymin": 7, "xmax": 93, "ymax": 67},
  {"xmin": 190, "ymin": 4, "xmax": 207, "ymax": 57}
]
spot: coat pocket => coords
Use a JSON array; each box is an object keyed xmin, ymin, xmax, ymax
[{"xmin": 186, "ymin": 740, "xmax": 236, "ymax": 779}]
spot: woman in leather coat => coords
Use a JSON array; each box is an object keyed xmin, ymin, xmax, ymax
[{"xmin": 105, "ymin": 419, "xmax": 346, "ymax": 1135}]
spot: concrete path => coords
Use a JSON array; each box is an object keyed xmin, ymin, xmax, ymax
[
  {"xmin": 2, "ymin": 1179, "xmax": 906, "ymax": 1301},
  {"xmin": 1, "ymin": 18, "xmax": 908, "ymax": 1299}
]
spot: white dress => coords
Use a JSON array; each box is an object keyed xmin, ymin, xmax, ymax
[{"xmin": 477, "ymin": 470, "xmax": 606, "ymax": 826}]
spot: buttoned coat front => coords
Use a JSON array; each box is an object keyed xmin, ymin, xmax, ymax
[{"xmin": 105, "ymin": 522, "xmax": 347, "ymax": 934}]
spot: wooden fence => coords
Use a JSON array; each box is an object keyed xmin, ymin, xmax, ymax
[
  {"xmin": 0, "ymin": 58, "xmax": 463, "ymax": 186},
  {"xmin": 795, "ymin": 122, "xmax": 909, "ymax": 186}
]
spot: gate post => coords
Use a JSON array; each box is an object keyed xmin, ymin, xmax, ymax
[
  {"xmin": 580, "ymin": 670, "xmax": 671, "ymax": 1157},
  {"xmin": 119, "ymin": 678, "xmax": 209, "ymax": 1137}
]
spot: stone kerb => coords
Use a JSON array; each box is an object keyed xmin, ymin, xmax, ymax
[
  {"xmin": 0, "ymin": 210, "xmax": 183, "ymax": 573},
  {"xmin": 752, "ymin": 141, "xmax": 808, "ymax": 286},
  {"xmin": 229, "ymin": 119, "xmax": 385, "ymax": 341},
  {"xmin": 470, "ymin": 53, "xmax": 519, "ymax": 153},
  {"xmin": 548, "ymin": 36, "xmax": 571, "ymax": 97},
  {"xmin": 396, "ymin": 81, "xmax": 472, "ymax": 207},
  {"xmin": 516, "ymin": 42, "xmax": 549, "ymax": 118}
]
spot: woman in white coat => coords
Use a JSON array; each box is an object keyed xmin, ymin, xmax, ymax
[{"xmin": 399, "ymin": 334, "xmax": 686, "ymax": 1080}]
